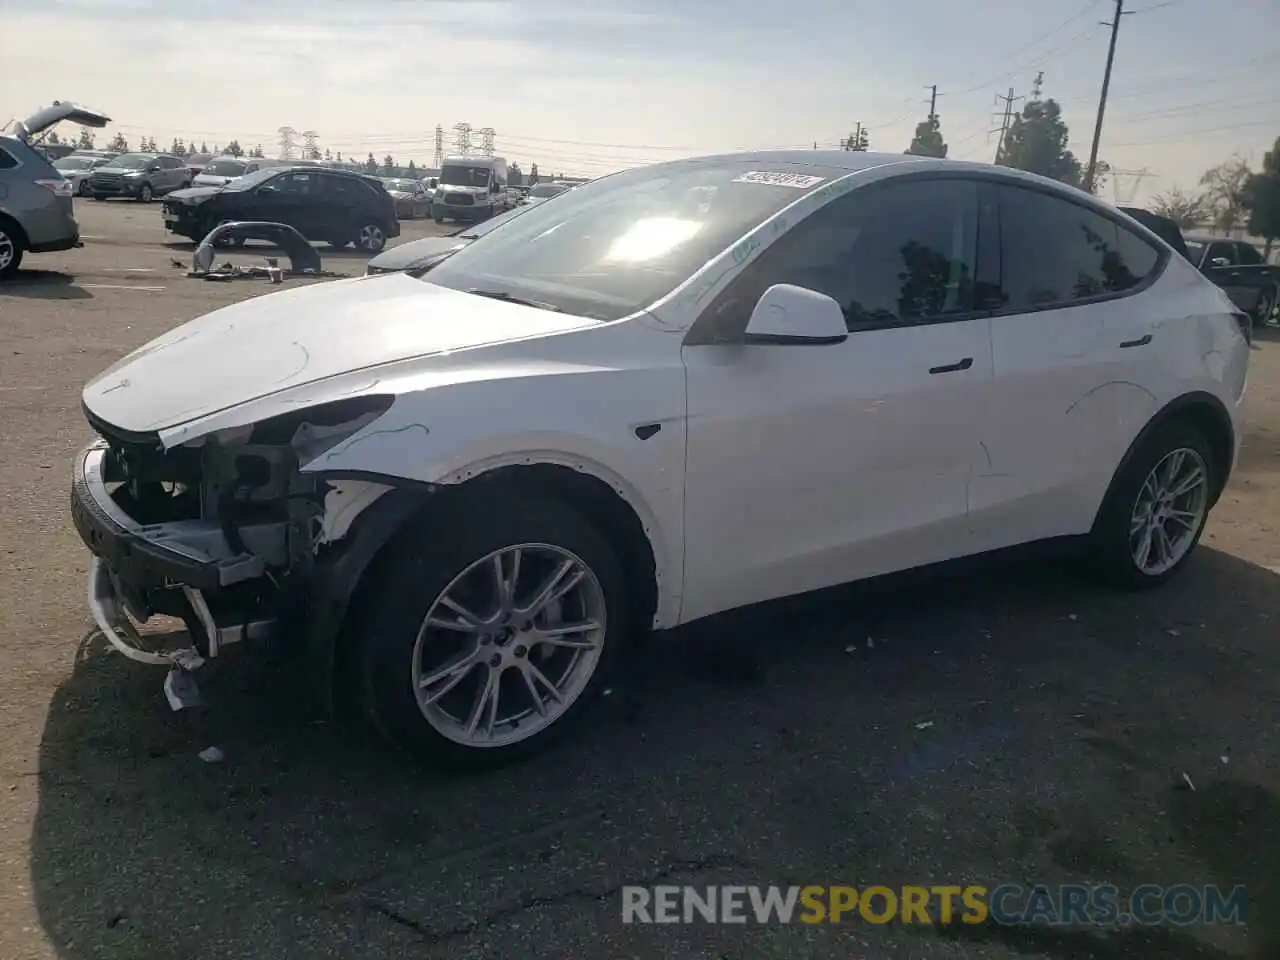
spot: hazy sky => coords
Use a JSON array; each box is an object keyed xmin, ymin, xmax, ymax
[{"xmin": 3, "ymin": 0, "xmax": 1277, "ymax": 203}]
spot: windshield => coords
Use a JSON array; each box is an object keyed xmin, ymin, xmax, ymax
[
  {"xmin": 55, "ymin": 157, "xmax": 94, "ymax": 171},
  {"xmin": 110, "ymin": 154, "xmax": 153, "ymax": 170},
  {"xmin": 385, "ymin": 179, "xmax": 418, "ymax": 192},
  {"xmin": 204, "ymin": 159, "xmax": 248, "ymax": 177},
  {"xmin": 424, "ymin": 160, "xmax": 842, "ymax": 321},
  {"xmin": 529, "ymin": 182, "xmax": 568, "ymax": 198},
  {"xmin": 439, "ymin": 164, "xmax": 491, "ymax": 188}
]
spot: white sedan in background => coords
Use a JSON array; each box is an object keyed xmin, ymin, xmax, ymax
[{"xmin": 71, "ymin": 150, "xmax": 1248, "ymax": 769}]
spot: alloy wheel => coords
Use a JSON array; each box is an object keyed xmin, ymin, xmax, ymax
[
  {"xmin": 1129, "ymin": 447, "xmax": 1209, "ymax": 575},
  {"xmin": 410, "ymin": 543, "xmax": 607, "ymax": 748},
  {"xmin": 0, "ymin": 230, "xmax": 14, "ymax": 272},
  {"xmin": 358, "ymin": 224, "xmax": 385, "ymax": 252}
]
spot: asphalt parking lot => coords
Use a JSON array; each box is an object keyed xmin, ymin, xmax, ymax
[{"xmin": 1, "ymin": 199, "xmax": 1278, "ymax": 960}]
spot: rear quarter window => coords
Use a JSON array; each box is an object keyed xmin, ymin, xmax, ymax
[{"xmin": 0, "ymin": 147, "xmax": 19, "ymax": 170}]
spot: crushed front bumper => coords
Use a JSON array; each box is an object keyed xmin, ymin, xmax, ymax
[{"xmin": 71, "ymin": 440, "xmax": 277, "ymax": 666}]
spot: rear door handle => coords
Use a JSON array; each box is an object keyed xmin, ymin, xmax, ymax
[
  {"xmin": 929, "ymin": 357, "xmax": 973, "ymax": 375},
  {"xmin": 1119, "ymin": 334, "xmax": 1152, "ymax": 349}
]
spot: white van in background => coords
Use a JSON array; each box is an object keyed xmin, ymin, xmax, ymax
[
  {"xmin": 430, "ymin": 156, "xmax": 514, "ymax": 223},
  {"xmin": 192, "ymin": 156, "xmax": 280, "ymax": 188}
]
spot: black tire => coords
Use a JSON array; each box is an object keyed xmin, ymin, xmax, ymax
[
  {"xmin": 77, "ymin": 179, "xmax": 92, "ymax": 197},
  {"xmin": 92, "ymin": 194, "xmax": 106, "ymax": 201},
  {"xmin": 355, "ymin": 222, "xmax": 387, "ymax": 253},
  {"xmin": 138, "ymin": 183, "xmax": 154, "ymax": 203},
  {"xmin": 1256, "ymin": 286, "xmax": 1277, "ymax": 327},
  {"xmin": 356, "ymin": 495, "xmax": 630, "ymax": 769},
  {"xmin": 1088, "ymin": 420, "xmax": 1217, "ymax": 590},
  {"xmin": 328, "ymin": 238, "xmax": 351, "ymax": 250},
  {"xmin": 0, "ymin": 216, "xmax": 26, "ymax": 279}
]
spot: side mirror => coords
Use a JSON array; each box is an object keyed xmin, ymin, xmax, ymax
[
  {"xmin": 1210, "ymin": 257, "xmax": 1231, "ymax": 268},
  {"xmin": 147, "ymin": 164, "xmax": 160, "ymax": 173},
  {"xmin": 742, "ymin": 284, "xmax": 848, "ymax": 345},
  {"xmin": 258, "ymin": 184, "xmax": 277, "ymax": 195}
]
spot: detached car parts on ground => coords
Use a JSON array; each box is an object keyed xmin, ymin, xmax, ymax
[
  {"xmin": 0, "ymin": 101, "xmax": 111, "ymax": 278},
  {"xmin": 162, "ymin": 165, "xmax": 400, "ymax": 253},
  {"xmin": 73, "ymin": 152, "xmax": 1248, "ymax": 770}
]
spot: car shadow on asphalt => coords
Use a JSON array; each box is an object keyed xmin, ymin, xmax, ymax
[
  {"xmin": 28, "ymin": 548, "xmax": 1280, "ymax": 959},
  {"xmin": 0, "ymin": 270, "xmax": 92, "ymax": 300}
]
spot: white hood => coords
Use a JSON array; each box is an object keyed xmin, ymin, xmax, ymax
[{"xmin": 82, "ymin": 274, "xmax": 598, "ymax": 434}]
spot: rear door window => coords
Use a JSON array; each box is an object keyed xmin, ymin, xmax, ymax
[{"xmin": 996, "ymin": 184, "xmax": 1160, "ymax": 311}]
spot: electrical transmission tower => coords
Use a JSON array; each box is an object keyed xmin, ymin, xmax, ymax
[
  {"xmin": 432, "ymin": 125, "xmax": 444, "ymax": 168},
  {"xmin": 478, "ymin": 127, "xmax": 495, "ymax": 157},
  {"xmin": 1109, "ymin": 167, "xmax": 1152, "ymax": 205},
  {"xmin": 277, "ymin": 126, "xmax": 297, "ymax": 160},
  {"xmin": 302, "ymin": 130, "xmax": 319, "ymax": 160},
  {"xmin": 842, "ymin": 123, "xmax": 868, "ymax": 151},
  {"xmin": 452, "ymin": 122, "xmax": 472, "ymax": 157}
]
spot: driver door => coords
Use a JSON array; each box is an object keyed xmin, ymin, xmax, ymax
[
  {"xmin": 255, "ymin": 170, "xmax": 321, "ymax": 236},
  {"xmin": 679, "ymin": 176, "xmax": 997, "ymax": 623}
]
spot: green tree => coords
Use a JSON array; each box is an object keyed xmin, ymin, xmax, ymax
[
  {"xmin": 996, "ymin": 90, "xmax": 1081, "ymax": 187},
  {"xmin": 509, "ymin": 161, "xmax": 522, "ymax": 185},
  {"xmin": 905, "ymin": 114, "xmax": 947, "ymax": 158},
  {"xmin": 76, "ymin": 127, "xmax": 95, "ymax": 150},
  {"xmin": 224, "ymin": 140, "xmax": 244, "ymax": 157},
  {"xmin": 406, "ymin": 159, "xmax": 417, "ymax": 176},
  {"xmin": 45, "ymin": 131, "xmax": 60, "ymax": 146},
  {"xmin": 1150, "ymin": 186, "xmax": 1208, "ymax": 229},
  {"xmin": 250, "ymin": 144, "xmax": 264, "ymax": 158},
  {"xmin": 199, "ymin": 141, "xmax": 209, "ymax": 154},
  {"xmin": 107, "ymin": 132, "xmax": 129, "ymax": 152},
  {"xmin": 324, "ymin": 148, "xmax": 333, "ymax": 161},
  {"xmin": 528, "ymin": 162, "xmax": 539, "ymax": 184},
  {"xmin": 1243, "ymin": 137, "xmax": 1280, "ymax": 257},
  {"xmin": 1199, "ymin": 156, "xmax": 1251, "ymax": 234},
  {"xmin": 382, "ymin": 155, "xmax": 395, "ymax": 175}
]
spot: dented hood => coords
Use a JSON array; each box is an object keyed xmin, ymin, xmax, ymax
[{"xmin": 82, "ymin": 274, "xmax": 598, "ymax": 434}]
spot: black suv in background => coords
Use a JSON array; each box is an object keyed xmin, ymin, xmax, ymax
[{"xmin": 161, "ymin": 166, "xmax": 400, "ymax": 252}]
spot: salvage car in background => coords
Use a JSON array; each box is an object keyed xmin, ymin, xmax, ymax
[
  {"xmin": 1184, "ymin": 234, "xmax": 1279, "ymax": 326},
  {"xmin": 72, "ymin": 151, "xmax": 1248, "ymax": 769},
  {"xmin": 161, "ymin": 164, "xmax": 399, "ymax": 252},
  {"xmin": 382, "ymin": 178, "xmax": 433, "ymax": 219},
  {"xmin": 0, "ymin": 101, "xmax": 112, "ymax": 277},
  {"xmin": 54, "ymin": 153, "xmax": 111, "ymax": 196},
  {"xmin": 193, "ymin": 156, "xmax": 279, "ymax": 188},
  {"xmin": 520, "ymin": 180, "xmax": 573, "ymax": 207},
  {"xmin": 91, "ymin": 152, "xmax": 191, "ymax": 202}
]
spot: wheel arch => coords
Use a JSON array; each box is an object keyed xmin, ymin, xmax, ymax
[
  {"xmin": 0, "ymin": 211, "xmax": 30, "ymax": 247},
  {"xmin": 305, "ymin": 460, "xmax": 661, "ymax": 717},
  {"xmin": 1091, "ymin": 390, "xmax": 1236, "ymax": 533}
]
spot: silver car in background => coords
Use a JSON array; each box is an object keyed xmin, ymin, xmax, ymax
[
  {"xmin": 0, "ymin": 102, "xmax": 112, "ymax": 278},
  {"xmin": 53, "ymin": 154, "xmax": 111, "ymax": 196}
]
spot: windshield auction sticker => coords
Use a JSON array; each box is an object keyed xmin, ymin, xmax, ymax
[{"xmin": 732, "ymin": 171, "xmax": 826, "ymax": 188}]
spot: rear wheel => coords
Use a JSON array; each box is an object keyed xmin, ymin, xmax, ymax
[
  {"xmin": 357, "ymin": 496, "xmax": 629, "ymax": 769},
  {"xmin": 356, "ymin": 222, "xmax": 387, "ymax": 253},
  {"xmin": 138, "ymin": 183, "xmax": 154, "ymax": 203},
  {"xmin": 0, "ymin": 217, "xmax": 26, "ymax": 278},
  {"xmin": 77, "ymin": 179, "xmax": 92, "ymax": 197},
  {"xmin": 1256, "ymin": 285, "xmax": 1277, "ymax": 327},
  {"xmin": 1088, "ymin": 421, "xmax": 1216, "ymax": 589}
]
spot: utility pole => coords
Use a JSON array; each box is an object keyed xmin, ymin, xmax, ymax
[
  {"xmin": 1084, "ymin": 0, "xmax": 1129, "ymax": 193},
  {"xmin": 992, "ymin": 87, "xmax": 1023, "ymax": 163},
  {"xmin": 925, "ymin": 84, "xmax": 939, "ymax": 120},
  {"xmin": 844, "ymin": 123, "xmax": 867, "ymax": 151}
]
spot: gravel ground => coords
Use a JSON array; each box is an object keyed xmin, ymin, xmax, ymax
[{"xmin": 1, "ymin": 200, "xmax": 1278, "ymax": 960}]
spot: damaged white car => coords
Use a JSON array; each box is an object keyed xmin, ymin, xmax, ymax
[{"xmin": 72, "ymin": 151, "xmax": 1249, "ymax": 767}]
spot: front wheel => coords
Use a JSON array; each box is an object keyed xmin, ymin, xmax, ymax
[
  {"xmin": 355, "ymin": 222, "xmax": 387, "ymax": 253},
  {"xmin": 77, "ymin": 179, "xmax": 92, "ymax": 197},
  {"xmin": 1088, "ymin": 421, "xmax": 1216, "ymax": 589},
  {"xmin": 1255, "ymin": 285, "xmax": 1277, "ymax": 327},
  {"xmin": 357, "ymin": 496, "xmax": 629, "ymax": 769}
]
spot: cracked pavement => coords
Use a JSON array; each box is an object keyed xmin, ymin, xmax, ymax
[{"xmin": 1, "ymin": 202, "xmax": 1278, "ymax": 960}]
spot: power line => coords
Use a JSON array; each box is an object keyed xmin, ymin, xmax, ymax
[{"xmin": 1104, "ymin": 118, "xmax": 1280, "ymax": 148}]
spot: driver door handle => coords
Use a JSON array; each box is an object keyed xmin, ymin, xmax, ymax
[
  {"xmin": 1119, "ymin": 334, "xmax": 1152, "ymax": 349},
  {"xmin": 929, "ymin": 357, "xmax": 974, "ymax": 375}
]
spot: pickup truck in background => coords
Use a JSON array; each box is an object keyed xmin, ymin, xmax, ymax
[{"xmin": 1120, "ymin": 207, "xmax": 1279, "ymax": 327}]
